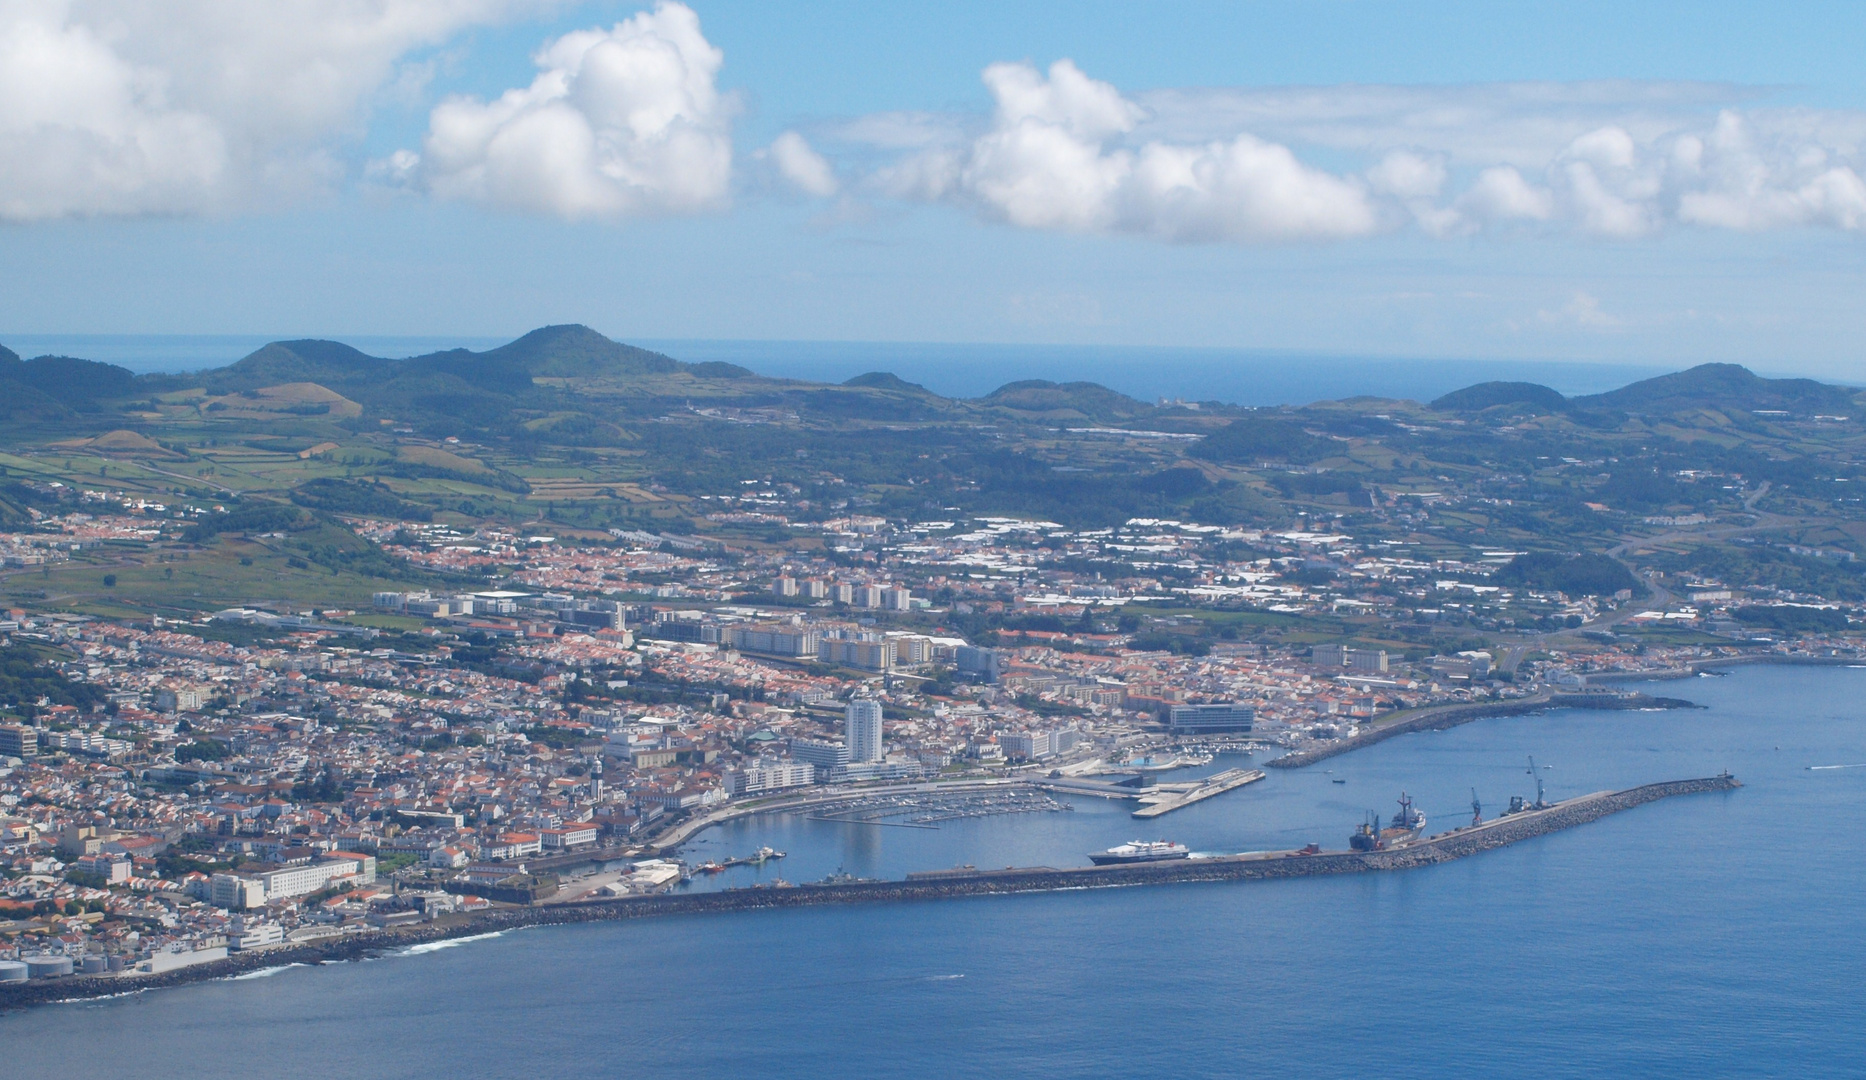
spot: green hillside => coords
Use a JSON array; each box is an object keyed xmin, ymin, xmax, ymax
[{"xmin": 3, "ymin": 324, "xmax": 1866, "ymax": 619}]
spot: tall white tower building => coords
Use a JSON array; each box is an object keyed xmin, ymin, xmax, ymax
[{"xmin": 845, "ymin": 698, "xmax": 884, "ymax": 763}]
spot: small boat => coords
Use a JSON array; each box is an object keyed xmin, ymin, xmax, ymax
[
  {"xmin": 1331, "ymin": 778, "xmax": 1346, "ymax": 784},
  {"xmin": 695, "ymin": 861, "xmax": 725, "ymax": 874}
]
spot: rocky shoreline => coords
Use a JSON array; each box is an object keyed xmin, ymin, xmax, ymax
[
  {"xmin": 0, "ymin": 774, "xmax": 1738, "ymax": 1011},
  {"xmin": 1586, "ymin": 652, "xmax": 1864, "ymax": 684},
  {"xmin": 1268, "ymin": 652, "xmax": 1862, "ymax": 771}
]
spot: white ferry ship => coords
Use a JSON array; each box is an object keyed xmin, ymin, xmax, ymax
[{"xmin": 1088, "ymin": 840, "xmax": 1192, "ymax": 865}]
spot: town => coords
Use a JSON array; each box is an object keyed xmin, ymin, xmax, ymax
[{"xmin": 2, "ymin": 490, "xmax": 1855, "ymax": 984}]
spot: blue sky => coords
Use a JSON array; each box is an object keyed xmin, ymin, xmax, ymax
[{"xmin": 3, "ymin": 1, "xmax": 1865, "ymax": 377}]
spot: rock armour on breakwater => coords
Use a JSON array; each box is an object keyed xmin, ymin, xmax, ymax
[
  {"xmin": 1264, "ymin": 692, "xmax": 1698, "ymax": 770},
  {"xmin": 0, "ymin": 775, "xmax": 1738, "ymax": 1011},
  {"xmin": 1587, "ymin": 653, "xmax": 1865, "ymax": 684}
]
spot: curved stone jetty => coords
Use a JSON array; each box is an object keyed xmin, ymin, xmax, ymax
[
  {"xmin": 0, "ymin": 774, "xmax": 1738, "ymax": 1010},
  {"xmin": 1265, "ymin": 691, "xmax": 1700, "ymax": 770}
]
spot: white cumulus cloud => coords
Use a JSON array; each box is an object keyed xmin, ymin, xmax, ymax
[
  {"xmin": 411, "ymin": 2, "xmax": 732, "ymax": 218},
  {"xmin": 874, "ymin": 60, "xmax": 1379, "ymax": 242},
  {"xmin": 1366, "ymin": 150, "xmax": 1446, "ymax": 201},
  {"xmin": 1366, "ymin": 149, "xmax": 1463, "ymax": 234},
  {"xmin": 0, "ymin": 0, "xmax": 543, "ymax": 222},
  {"xmin": 827, "ymin": 72, "xmax": 1866, "ymax": 244},
  {"xmin": 766, "ymin": 131, "xmax": 838, "ymax": 196},
  {"xmin": 1119, "ymin": 133, "xmax": 1378, "ymax": 241},
  {"xmin": 1674, "ymin": 111, "xmax": 1866, "ymax": 231},
  {"xmin": 1457, "ymin": 166, "xmax": 1554, "ymax": 222}
]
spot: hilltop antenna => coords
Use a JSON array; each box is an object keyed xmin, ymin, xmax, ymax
[
  {"xmin": 1527, "ymin": 756, "xmax": 1547, "ymax": 810},
  {"xmin": 1470, "ymin": 788, "xmax": 1483, "ymax": 826}
]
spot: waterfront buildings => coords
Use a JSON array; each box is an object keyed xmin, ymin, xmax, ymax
[
  {"xmin": 726, "ymin": 759, "xmax": 816, "ymax": 795},
  {"xmin": 790, "ymin": 737, "xmax": 851, "ymax": 773},
  {"xmin": 999, "ymin": 727, "xmax": 1083, "ymax": 761},
  {"xmin": 207, "ymin": 853, "xmax": 375, "ymax": 910},
  {"xmin": 1165, "ymin": 703, "xmax": 1256, "ymax": 735}
]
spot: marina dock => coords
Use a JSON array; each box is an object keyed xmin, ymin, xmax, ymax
[{"xmin": 1131, "ymin": 768, "xmax": 1266, "ymax": 818}]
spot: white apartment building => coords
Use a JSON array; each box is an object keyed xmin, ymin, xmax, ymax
[
  {"xmin": 846, "ymin": 698, "xmax": 884, "ymax": 763},
  {"xmin": 727, "ymin": 759, "xmax": 816, "ymax": 795}
]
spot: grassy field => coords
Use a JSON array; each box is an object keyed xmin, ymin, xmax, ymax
[{"xmin": 0, "ymin": 535, "xmax": 432, "ymax": 618}]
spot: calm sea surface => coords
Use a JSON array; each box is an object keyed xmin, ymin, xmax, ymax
[
  {"xmin": 635, "ymin": 339, "xmax": 1675, "ymax": 405},
  {"xmin": 5, "ymin": 663, "xmax": 1863, "ymax": 1078}
]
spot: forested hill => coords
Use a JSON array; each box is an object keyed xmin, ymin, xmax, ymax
[
  {"xmin": 203, "ymin": 324, "xmax": 697, "ymax": 391},
  {"xmin": 1429, "ymin": 364, "xmax": 1862, "ymax": 421}
]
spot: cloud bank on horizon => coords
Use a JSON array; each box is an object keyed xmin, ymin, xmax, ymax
[
  {"xmin": 809, "ymin": 60, "xmax": 1866, "ymax": 242},
  {"xmin": 4, "ymin": 1, "xmax": 1865, "ymax": 241}
]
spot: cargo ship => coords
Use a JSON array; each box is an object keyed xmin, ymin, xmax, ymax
[
  {"xmin": 1349, "ymin": 793, "xmax": 1428, "ymax": 852},
  {"xmin": 1088, "ymin": 840, "xmax": 1191, "ymax": 865}
]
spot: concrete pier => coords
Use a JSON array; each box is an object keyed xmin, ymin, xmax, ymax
[{"xmin": 1131, "ymin": 768, "xmax": 1266, "ymax": 818}]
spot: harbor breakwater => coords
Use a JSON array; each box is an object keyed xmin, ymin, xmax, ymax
[
  {"xmin": 1265, "ymin": 691, "xmax": 1698, "ymax": 770},
  {"xmin": 1586, "ymin": 652, "xmax": 1865, "ymax": 684},
  {"xmin": 0, "ymin": 774, "xmax": 1738, "ymax": 1011}
]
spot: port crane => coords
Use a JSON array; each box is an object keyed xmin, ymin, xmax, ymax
[
  {"xmin": 1470, "ymin": 788, "xmax": 1483, "ymax": 826},
  {"xmin": 1526, "ymin": 756, "xmax": 1548, "ymax": 810}
]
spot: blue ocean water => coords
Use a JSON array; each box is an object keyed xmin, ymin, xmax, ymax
[
  {"xmin": 0, "ymin": 332, "xmax": 1672, "ymax": 405},
  {"xmin": 636, "ymin": 339, "xmax": 1676, "ymax": 406},
  {"xmin": 5, "ymin": 663, "xmax": 1862, "ymax": 1078}
]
